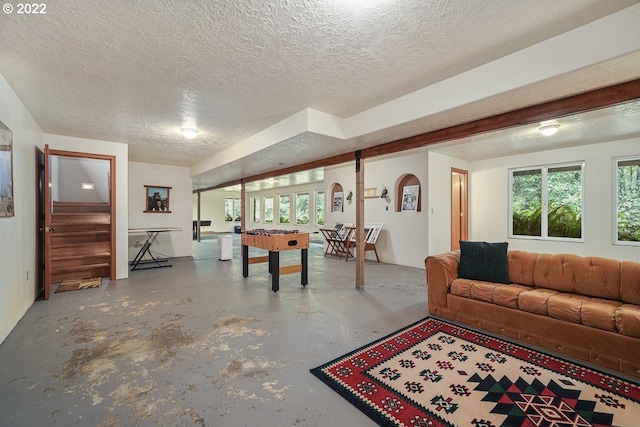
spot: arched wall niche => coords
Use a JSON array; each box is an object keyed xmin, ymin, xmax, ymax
[
  {"xmin": 329, "ymin": 182, "xmax": 344, "ymax": 213},
  {"xmin": 395, "ymin": 174, "xmax": 422, "ymax": 212}
]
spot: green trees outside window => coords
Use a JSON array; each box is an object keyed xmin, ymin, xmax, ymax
[
  {"xmin": 510, "ymin": 163, "xmax": 583, "ymax": 240},
  {"xmin": 264, "ymin": 196, "xmax": 274, "ymax": 223},
  {"xmin": 279, "ymin": 194, "xmax": 290, "ymax": 224},
  {"xmin": 295, "ymin": 192, "xmax": 310, "ymax": 225},
  {"xmin": 315, "ymin": 191, "xmax": 324, "ymax": 226},
  {"xmin": 616, "ymin": 157, "xmax": 640, "ymax": 243},
  {"xmin": 224, "ymin": 197, "xmax": 241, "ymax": 222},
  {"xmin": 251, "ymin": 197, "xmax": 260, "ymax": 222}
]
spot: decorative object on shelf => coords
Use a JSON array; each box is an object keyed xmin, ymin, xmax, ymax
[
  {"xmin": 345, "ymin": 190, "xmax": 353, "ymax": 201},
  {"xmin": 144, "ymin": 185, "xmax": 172, "ymax": 213},
  {"xmin": 401, "ymin": 184, "xmax": 419, "ymax": 211},
  {"xmin": 0, "ymin": 120, "xmax": 14, "ymax": 217},
  {"xmin": 380, "ymin": 187, "xmax": 388, "ymax": 199},
  {"xmin": 333, "ymin": 191, "xmax": 344, "ymax": 212}
]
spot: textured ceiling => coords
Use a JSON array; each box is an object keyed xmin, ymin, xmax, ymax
[{"xmin": 1, "ymin": 0, "xmax": 639, "ymax": 191}]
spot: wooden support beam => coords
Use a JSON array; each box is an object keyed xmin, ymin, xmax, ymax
[
  {"xmin": 355, "ymin": 150, "xmax": 364, "ymax": 289},
  {"xmin": 240, "ymin": 179, "xmax": 246, "ymax": 233}
]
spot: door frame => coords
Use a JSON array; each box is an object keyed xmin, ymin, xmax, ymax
[
  {"xmin": 450, "ymin": 168, "xmax": 468, "ymax": 251},
  {"xmin": 39, "ymin": 146, "xmax": 116, "ymax": 299}
]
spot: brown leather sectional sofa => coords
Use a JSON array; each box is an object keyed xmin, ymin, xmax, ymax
[{"xmin": 426, "ymin": 250, "xmax": 640, "ymax": 379}]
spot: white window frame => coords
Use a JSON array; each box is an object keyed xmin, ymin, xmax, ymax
[
  {"xmin": 613, "ymin": 155, "xmax": 640, "ymax": 246},
  {"xmin": 509, "ymin": 161, "xmax": 585, "ymax": 242},
  {"xmin": 264, "ymin": 195, "xmax": 274, "ymax": 224},
  {"xmin": 250, "ymin": 197, "xmax": 261, "ymax": 223},
  {"xmin": 278, "ymin": 194, "xmax": 290, "ymax": 224}
]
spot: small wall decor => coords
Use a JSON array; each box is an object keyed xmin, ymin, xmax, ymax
[
  {"xmin": 401, "ymin": 184, "xmax": 419, "ymax": 212},
  {"xmin": 333, "ymin": 191, "xmax": 344, "ymax": 212},
  {"xmin": 144, "ymin": 185, "xmax": 171, "ymax": 213},
  {"xmin": 0, "ymin": 120, "xmax": 14, "ymax": 217}
]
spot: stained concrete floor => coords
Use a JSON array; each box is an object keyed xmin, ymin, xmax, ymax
[{"xmin": 0, "ymin": 235, "xmax": 428, "ymax": 426}]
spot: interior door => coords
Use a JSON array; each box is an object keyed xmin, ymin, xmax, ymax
[
  {"xmin": 35, "ymin": 146, "xmax": 45, "ymax": 298},
  {"xmin": 451, "ymin": 168, "xmax": 468, "ymax": 251}
]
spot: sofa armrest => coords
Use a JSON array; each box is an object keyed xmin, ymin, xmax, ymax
[{"xmin": 425, "ymin": 251, "xmax": 460, "ymax": 313}]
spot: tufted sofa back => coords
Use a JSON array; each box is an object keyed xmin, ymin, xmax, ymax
[{"xmin": 507, "ymin": 251, "xmax": 632, "ymax": 301}]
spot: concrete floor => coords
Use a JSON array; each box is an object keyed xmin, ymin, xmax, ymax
[{"xmin": 0, "ymin": 235, "xmax": 428, "ymax": 426}]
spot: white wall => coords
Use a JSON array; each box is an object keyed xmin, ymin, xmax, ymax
[
  {"xmin": 470, "ymin": 137, "xmax": 640, "ymax": 261},
  {"xmin": 192, "ymin": 189, "xmax": 240, "ymax": 233},
  {"xmin": 0, "ymin": 74, "xmax": 43, "ymax": 344},
  {"xmin": 324, "ymin": 152, "xmax": 431, "ymax": 269},
  {"xmin": 128, "ymin": 162, "xmax": 193, "ymax": 260},
  {"xmin": 428, "ymin": 152, "xmax": 470, "ymax": 257},
  {"xmin": 44, "ymin": 134, "xmax": 130, "ymax": 279}
]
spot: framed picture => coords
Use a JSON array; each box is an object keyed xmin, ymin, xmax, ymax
[
  {"xmin": 144, "ymin": 185, "xmax": 171, "ymax": 213},
  {"xmin": 401, "ymin": 185, "xmax": 419, "ymax": 212},
  {"xmin": 333, "ymin": 191, "xmax": 343, "ymax": 212},
  {"xmin": 0, "ymin": 120, "xmax": 14, "ymax": 217}
]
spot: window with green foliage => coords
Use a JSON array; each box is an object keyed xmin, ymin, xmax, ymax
[
  {"xmin": 278, "ymin": 194, "xmax": 290, "ymax": 224},
  {"xmin": 264, "ymin": 196, "xmax": 274, "ymax": 223},
  {"xmin": 616, "ymin": 157, "xmax": 640, "ymax": 244},
  {"xmin": 224, "ymin": 197, "xmax": 241, "ymax": 222},
  {"xmin": 251, "ymin": 197, "xmax": 260, "ymax": 223},
  {"xmin": 295, "ymin": 192, "xmax": 310, "ymax": 225},
  {"xmin": 510, "ymin": 162, "xmax": 584, "ymax": 240},
  {"xmin": 315, "ymin": 190, "xmax": 324, "ymax": 226}
]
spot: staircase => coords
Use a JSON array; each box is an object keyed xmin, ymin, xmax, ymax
[{"xmin": 50, "ymin": 202, "xmax": 112, "ymax": 282}]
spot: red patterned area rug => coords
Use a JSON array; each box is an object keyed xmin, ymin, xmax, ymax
[{"xmin": 311, "ymin": 317, "xmax": 640, "ymax": 426}]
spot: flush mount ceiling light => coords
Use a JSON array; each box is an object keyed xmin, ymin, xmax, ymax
[
  {"xmin": 538, "ymin": 124, "xmax": 560, "ymax": 136},
  {"xmin": 181, "ymin": 127, "xmax": 199, "ymax": 139}
]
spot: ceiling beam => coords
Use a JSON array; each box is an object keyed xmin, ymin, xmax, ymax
[{"xmin": 194, "ymin": 78, "xmax": 640, "ymax": 193}]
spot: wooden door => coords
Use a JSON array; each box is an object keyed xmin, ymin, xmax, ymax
[
  {"xmin": 41, "ymin": 146, "xmax": 116, "ymax": 297},
  {"xmin": 451, "ymin": 168, "xmax": 468, "ymax": 250},
  {"xmin": 35, "ymin": 147, "xmax": 45, "ymax": 299}
]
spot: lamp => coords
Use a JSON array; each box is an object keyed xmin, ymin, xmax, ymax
[
  {"xmin": 181, "ymin": 127, "xmax": 199, "ymax": 139},
  {"xmin": 538, "ymin": 124, "xmax": 560, "ymax": 136},
  {"xmin": 380, "ymin": 187, "xmax": 388, "ymax": 198},
  {"xmin": 346, "ymin": 190, "xmax": 353, "ymax": 201}
]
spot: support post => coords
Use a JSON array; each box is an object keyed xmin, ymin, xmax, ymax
[
  {"xmin": 196, "ymin": 190, "xmax": 202, "ymax": 242},
  {"xmin": 355, "ymin": 150, "xmax": 365, "ymax": 288}
]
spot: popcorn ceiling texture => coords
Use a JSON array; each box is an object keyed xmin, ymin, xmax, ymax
[{"xmin": 0, "ymin": 0, "xmax": 638, "ymax": 185}]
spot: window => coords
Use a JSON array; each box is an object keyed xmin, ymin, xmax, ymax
[
  {"xmin": 278, "ymin": 194, "xmax": 290, "ymax": 224},
  {"xmin": 510, "ymin": 162, "xmax": 584, "ymax": 240},
  {"xmin": 295, "ymin": 192, "xmax": 310, "ymax": 225},
  {"xmin": 615, "ymin": 157, "xmax": 640, "ymax": 244},
  {"xmin": 224, "ymin": 197, "xmax": 241, "ymax": 222},
  {"xmin": 251, "ymin": 197, "xmax": 260, "ymax": 223},
  {"xmin": 264, "ymin": 196, "xmax": 274, "ymax": 223},
  {"xmin": 315, "ymin": 190, "xmax": 324, "ymax": 226}
]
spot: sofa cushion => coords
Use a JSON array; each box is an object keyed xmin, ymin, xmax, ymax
[
  {"xmin": 507, "ymin": 251, "xmax": 537, "ymax": 286},
  {"xmin": 581, "ymin": 298, "xmax": 623, "ymax": 332},
  {"xmin": 615, "ymin": 304, "xmax": 640, "ymax": 339},
  {"xmin": 573, "ymin": 257, "xmax": 621, "ymax": 300},
  {"xmin": 450, "ymin": 278, "xmax": 474, "ymax": 298},
  {"xmin": 518, "ymin": 289, "xmax": 559, "ymax": 315},
  {"xmin": 533, "ymin": 253, "xmax": 579, "ymax": 293},
  {"xmin": 470, "ymin": 281, "xmax": 498, "ymax": 303},
  {"xmin": 458, "ymin": 241, "xmax": 509, "ymax": 284},
  {"xmin": 548, "ymin": 294, "xmax": 591, "ymax": 323},
  {"xmin": 493, "ymin": 284, "xmax": 532, "ymax": 309},
  {"xmin": 621, "ymin": 260, "xmax": 640, "ymax": 305}
]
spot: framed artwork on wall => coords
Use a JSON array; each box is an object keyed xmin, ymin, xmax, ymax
[
  {"xmin": 401, "ymin": 184, "xmax": 419, "ymax": 212},
  {"xmin": 0, "ymin": 120, "xmax": 14, "ymax": 217},
  {"xmin": 144, "ymin": 185, "xmax": 171, "ymax": 213},
  {"xmin": 333, "ymin": 191, "xmax": 343, "ymax": 212}
]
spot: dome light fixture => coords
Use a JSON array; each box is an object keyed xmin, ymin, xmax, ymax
[
  {"xmin": 538, "ymin": 124, "xmax": 560, "ymax": 136},
  {"xmin": 181, "ymin": 127, "xmax": 199, "ymax": 139}
]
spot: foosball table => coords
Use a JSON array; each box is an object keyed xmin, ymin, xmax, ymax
[{"xmin": 241, "ymin": 229, "xmax": 309, "ymax": 292}]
